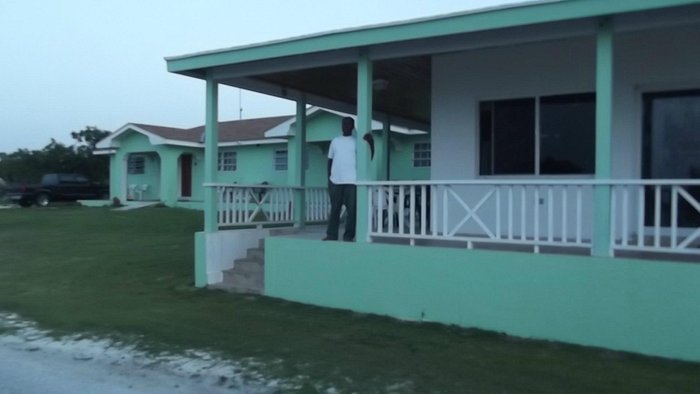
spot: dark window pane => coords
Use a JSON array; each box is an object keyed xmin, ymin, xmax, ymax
[
  {"xmin": 540, "ymin": 93, "xmax": 595, "ymax": 174},
  {"xmin": 493, "ymin": 98, "xmax": 535, "ymax": 174},
  {"xmin": 643, "ymin": 89, "xmax": 700, "ymax": 227},
  {"xmin": 479, "ymin": 103, "xmax": 494, "ymax": 175}
]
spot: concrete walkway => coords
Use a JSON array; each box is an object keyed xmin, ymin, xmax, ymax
[{"xmin": 111, "ymin": 201, "xmax": 160, "ymax": 211}]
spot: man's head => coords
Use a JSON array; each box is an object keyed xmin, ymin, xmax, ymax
[{"xmin": 341, "ymin": 117, "xmax": 354, "ymax": 136}]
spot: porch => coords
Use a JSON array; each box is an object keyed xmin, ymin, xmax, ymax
[
  {"xmin": 172, "ymin": 1, "xmax": 700, "ymax": 362},
  {"xmin": 201, "ymin": 180, "xmax": 699, "ymax": 303},
  {"xmin": 124, "ymin": 152, "xmax": 161, "ymax": 201},
  {"xmin": 238, "ymin": 179, "xmax": 699, "ymax": 362}
]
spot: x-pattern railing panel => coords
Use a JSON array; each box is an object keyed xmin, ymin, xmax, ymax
[
  {"xmin": 612, "ymin": 183, "xmax": 700, "ymax": 254},
  {"xmin": 368, "ymin": 181, "xmax": 595, "ymax": 251},
  {"xmin": 215, "ymin": 185, "xmax": 296, "ymax": 227}
]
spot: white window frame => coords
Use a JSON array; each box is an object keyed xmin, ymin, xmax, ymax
[
  {"xmin": 274, "ymin": 149, "xmax": 288, "ymax": 171},
  {"xmin": 127, "ymin": 155, "xmax": 145, "ymax": 175},
  {"xmin": 413, "ymin": 142, "xmax": 431, "ymax": 167},
  {"xmin": 218, "ymin": 150, "xmax": 237, "ymax": 172}
]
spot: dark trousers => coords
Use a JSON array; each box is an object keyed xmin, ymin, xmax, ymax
[{"xmin": 326, "ymin": 182, "xmax": 356, "ymax": 240}]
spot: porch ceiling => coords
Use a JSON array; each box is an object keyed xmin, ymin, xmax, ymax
[{"xmin": 237, "ymin": 56, "xmax": 431, "ymax": 125}]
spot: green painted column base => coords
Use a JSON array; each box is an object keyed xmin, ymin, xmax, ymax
[
  {"xmin": 592, "ymin": 186, "xmax": 612, "ymax": 257},
  {"xmin": 194, "ymin": 231, "xmax": 207, "ymax": 288}
]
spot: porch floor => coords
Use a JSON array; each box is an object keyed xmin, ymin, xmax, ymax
[{"xmin": 270, "ymin": 226, "xmax": 699, "ymax": 264}]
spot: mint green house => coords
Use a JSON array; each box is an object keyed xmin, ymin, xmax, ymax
[
  {"xmin": 96, "ymin": 107, "xmax": 430, "ymax": 209},
  {"xmin": 165, "ymin": 0, "xmax": 700, "ymax": 362}
]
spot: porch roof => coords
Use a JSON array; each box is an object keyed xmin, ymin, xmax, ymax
[{"xmin": 165, "ymin": 0, "xmax": 700, "ymax": 128}]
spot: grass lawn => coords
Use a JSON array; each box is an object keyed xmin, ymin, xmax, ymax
[{"xmin": 0, "ymin": 206, "xmax": 699, "ymax": 392}]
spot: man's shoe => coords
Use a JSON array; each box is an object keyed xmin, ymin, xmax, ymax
[{"xmin": 322, "ymin": 236, "xmax": 337, "ymax": 241}]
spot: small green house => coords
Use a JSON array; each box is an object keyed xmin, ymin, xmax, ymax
[{"xmin": 96, "ymin": 107, "xmax": 430, "ymax": 208}]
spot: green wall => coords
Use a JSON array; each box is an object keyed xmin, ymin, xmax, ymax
[
  {"xmin": 156, "ymin": 146, "xmax": 182, "ymax": 205},
  {"xmin": 265, "ymin": 237, "xmax": 700, "ymax": 362},
  {"xmin": 389, "ymin": 134, "xmax": 431, "ymax": 181},
  {"xmin": 300, "ymin": 111, "xmax": 345, "ymax": 143},
  {"xmin": 305, "ymin": 143, "xmax": 328, "ymax": 187},
  {"xmin": 217, "ymin": 143, "xmax": 288, "ymax": 185},
  {"xmin": 109, "ymin": 154, "xmax": 119, "ymax": 199}
]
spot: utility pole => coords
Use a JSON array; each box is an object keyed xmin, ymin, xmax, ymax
[{"xmin": 238, "ymin": 88, "xmax": 243, "ymax": 120}]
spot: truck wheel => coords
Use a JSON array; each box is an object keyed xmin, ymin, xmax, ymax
[
  {"xmin": 35, "ymin": 193, "xmax": 50, "ymax": 207},
  {"xmin": 19, "ymin": 199, "xmax": 32, "ymax": 208}
]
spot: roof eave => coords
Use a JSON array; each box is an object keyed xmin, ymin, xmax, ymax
[{"xmin": 165, "ymin": 0, "xmax": 698, "ymax": 75}]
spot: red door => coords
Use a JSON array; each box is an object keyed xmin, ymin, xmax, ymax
[{"xmin": 181, "ymin": 154, "xmax": 192, "ymax": 198}]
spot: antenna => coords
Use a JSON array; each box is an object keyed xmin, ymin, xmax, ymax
[{"xmin": 238, "ymin": 88, "xmax": 243, "ymax": 120}]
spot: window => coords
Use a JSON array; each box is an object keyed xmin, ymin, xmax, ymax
[
  {"xmin": 413, "ymin": 142, "xmax": 431, "ymax": 167},
  {"xmin": 218, "ymin": 151, "xmax": 237, "ymax": 171},
  {"xmin": 642, "ymin": 89, "xmax": 700, "ymax": 227},
  {"xmin": 480, "ymin": 98, "xmax": 536, "ymax": 175},
  {"xmin": 128, "ymin": 155, "xmax": 145, "ymax": 174},
  {"xmin": 274, "ymin": 149, "xmax": 288, "ymax": 171},
  {"xmin": 479, "ymin": 93, "xmax": 595, "ymax": 175}
]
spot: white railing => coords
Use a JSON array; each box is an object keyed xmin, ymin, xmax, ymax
[
  {"xmin": 305, "ymin": 187, "xmax": 331, "ymax": 222},
  {"xmin": 365, "ymin": 180, "xmax": 595, "ymax": 251},
  {"xmin": 214, "ymin": 184, "xmax": 297, "ymax": 227},
  {"xmin": 363, "ymin": 180, "xmax": 700, "ymax": 256},
  {"xmin": 206, "ymin": 184, "xmax": 330, "ymax": 227},
  {"xmin": 206, "ymin": 180, "xmax": 700, "ymax": 256},
  {"xmin": 611, "ymin": 181, "xmax": 700, "ymax": 255}
]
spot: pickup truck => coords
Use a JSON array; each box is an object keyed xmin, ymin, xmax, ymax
[{"xmin": 6, "ymin": 173, "xmax": 109, "ymax": 207}]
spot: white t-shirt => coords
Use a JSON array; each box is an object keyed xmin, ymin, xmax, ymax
[{"xmin": 328, "ymin": 135, "xmax": 356, "ymax": 184}]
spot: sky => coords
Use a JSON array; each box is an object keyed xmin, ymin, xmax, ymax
[{"xmin": 0, "ymin": 0, "xmax": 526, "ymax": 153}]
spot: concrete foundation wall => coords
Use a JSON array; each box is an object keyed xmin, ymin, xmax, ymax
[{"xmin": 265, "ymin": 237, "xmax": 700, "ymax": 362}]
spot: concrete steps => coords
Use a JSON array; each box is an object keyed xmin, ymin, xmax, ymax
[
  {"xmin": 211, "ymin": 227, "xmax": 307, "ymax": 295},
  {"xmin": 215, "ymin": 246, "xmax": 265, "ymax": 295}
]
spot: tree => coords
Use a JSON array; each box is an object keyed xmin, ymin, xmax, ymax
[
  {"xmin": 70, "ymin": 126, "xmax": 111, "ymax": 182},
  {"xmin": 71, "ymin": 126, "xmax": 111, "ymax": 152},
  {"xmin": 0, "ymin": 126, "xmax": 111, "ymax": 184}
]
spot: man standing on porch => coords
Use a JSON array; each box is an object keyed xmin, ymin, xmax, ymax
[{"xmin": 324, "ymin": 117, "xmax": 357, "ymax": 241}]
